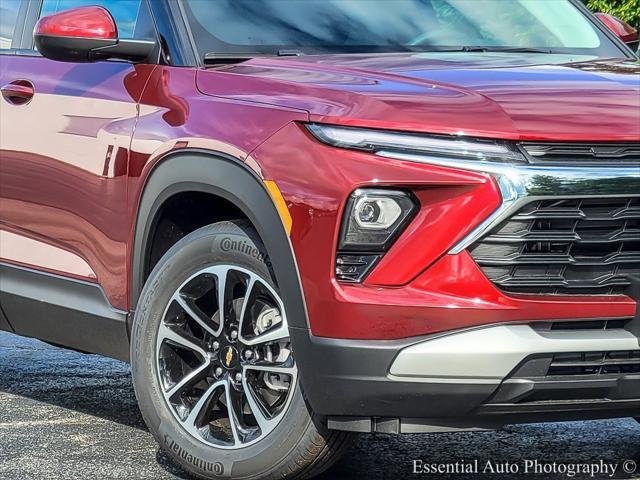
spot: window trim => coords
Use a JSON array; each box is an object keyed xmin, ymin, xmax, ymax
[
  {"xmin": 0, "ymin": 0, "xmax": 38, "ymax": 54},
  {"xmin": 568, "ymin": 0, "xmax": 636, "ymax": 59},
  {"xmin": 174, "ymin": 0, "xmax": 201, "ymax": 67},
  {"xmin": 147, "ymin": 0, "xmax": 198, "ymax": 66},
  {"xmin": 16, "ymin": 0, "xmax": 43, "ymax": 50}
]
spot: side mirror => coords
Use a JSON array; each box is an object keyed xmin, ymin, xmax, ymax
[
  {"xmin": 595, "ymin": 12, "xmax": 639, "ymax": 52},
  {"xmin": 34, "ymin": 6, "xmax": 156, "ymax": 63}
]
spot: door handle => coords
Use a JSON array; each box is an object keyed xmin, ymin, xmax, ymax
[{"xmin": 1, "ymin": 80, "xmax": 35, "ymax": 105}]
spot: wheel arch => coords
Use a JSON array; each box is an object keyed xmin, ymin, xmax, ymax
[{"xmin": 130, "ymin": 149, "xmax": 309, "ymax": 333}]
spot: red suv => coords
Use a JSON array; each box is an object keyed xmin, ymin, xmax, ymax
[{"xmin": 1, "ymin": 1, "xmax": 639, "ymax": 478}]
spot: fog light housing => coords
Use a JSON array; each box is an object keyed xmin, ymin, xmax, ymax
[
  {"xmin": 340, "ymin": 189, "xmax": 417, "ymax": 252},
  {"xmin": 336, "ymin": 189, "xmax": 416, "ymax": 282},
  {"xmin": 339, "ymin": 189, "xmax": 417, "ymax": 249}
]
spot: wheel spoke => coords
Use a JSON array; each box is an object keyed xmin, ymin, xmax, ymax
[
  {"xmin": 174, "ymin": 294, "xmax": 221, "ymax": 337},
  {"xmin": 158, "ymin": 322, "xmax": 207, "ymax": 359},
  {"xmin": 242, "ymin": 379, "xmax": 273, "ymax": 432},
  {"xmin": 216, "ymin": 269, "xmax": 228, "ymax": 334},
  {"xmin": 185, "ymin": 380, "xmax": 225, "ymax": 429},
  {"xmin": 237, "ymin": 277, "xmax": 256, "ymax": 336},
  {"xmin": 242, "ymin": 323, "xmax": 289, "ymax": 346},
  {"xmin": 244, "ymin": 361, "xmax": 297, "ymax": 376},
  {"xmin": 164, "ymin": 360, "xmax": 211, "ymax": 401},
  {"xmin": 224, "ymin": 380, "xmax": 241, "ymax": 446}
]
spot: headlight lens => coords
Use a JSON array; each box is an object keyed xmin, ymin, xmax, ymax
[
  {"xmin": 306, "ymin": 123, "xmax": 526, "ymax": 164},
  {"xmin": 353, "ymin": 196, "xmax": 403, "ymax": 230},
  {"xmin": 340, "ymin": 189, "xmax": 417, "ymax": 252}
]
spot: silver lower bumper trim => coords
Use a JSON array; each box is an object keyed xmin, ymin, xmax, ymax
[{"xmin": 388, "ymin": 324, "xmax": 639, "ymax": 384}]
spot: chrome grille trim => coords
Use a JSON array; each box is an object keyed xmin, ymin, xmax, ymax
[
  {"xmin": 521, "ymin": 143, "xmax": 640, "ymax": 166},
  {"xmin": 376, "ymin": 150, "xmax": 640, "ymax": 256}
]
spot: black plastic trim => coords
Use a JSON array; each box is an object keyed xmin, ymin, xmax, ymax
[
  {"xmin": 34, "ymin": 34, "xmax": 156, "ymax": 63},
  {"xmin": 298, "ymin": 323, "xmax": 640, "ymax": 428},
  {"xmin": 0, "ymin": 302, "xmax": 13, "ymax": 332},
  {"xmin": 0, "ymin": 263, "xmax": 129, "ymax": 361},
  {"xmin": 290, "ymin": 328, "xmax": 499, "ymax": 418},
  {"xmin": 130, "ymin": 150, "xmax": 308, "ymax": 332}
]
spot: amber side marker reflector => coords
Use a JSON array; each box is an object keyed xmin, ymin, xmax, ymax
[{"xmin": 264, "ymin": 180, "xmax": 292, "ymax": 235}]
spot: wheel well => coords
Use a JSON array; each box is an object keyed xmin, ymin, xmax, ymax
[
  {"xmin": 144, "ymin": 191, "xmax": 246, "ymax": 282},
  {"xmin": 131, "ymin": 151, "xmax": 307, "ymax": 332}
]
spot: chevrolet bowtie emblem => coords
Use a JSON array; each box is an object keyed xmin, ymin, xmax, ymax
[{"xmin": 224, "ymin": 347, "xmax": 234, "ymax": 368}]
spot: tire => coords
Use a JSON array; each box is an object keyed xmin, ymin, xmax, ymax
[{"xmin": 131, "ymin": 220, "xmax": 353, "ymax": 479}]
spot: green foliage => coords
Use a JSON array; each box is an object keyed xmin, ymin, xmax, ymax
[{"xmin": 583, "ymin": 0, "xmax": 640, "ymax": 29}]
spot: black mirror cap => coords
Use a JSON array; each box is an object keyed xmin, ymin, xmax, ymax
[{"xmin": 34, "ymin": 34, "xmax": 157, "ymax": 63}]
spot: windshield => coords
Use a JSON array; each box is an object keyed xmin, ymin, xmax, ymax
[{"xmin": 182, "ymin": 0, "xmax": 624, "ymax": 59}]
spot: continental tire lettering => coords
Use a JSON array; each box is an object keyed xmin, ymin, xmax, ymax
[
  {"xmin": 220, "ymin": 237, "xmax": 272, "ymax": 268},
  {"xmin": 164, "ymin": 434, "xmax": 224, "ymax": 475}
]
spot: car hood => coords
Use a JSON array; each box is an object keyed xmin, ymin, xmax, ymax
[{"xmin": 196, "ymin": 52, "xmax": 640, "ymax": 142}]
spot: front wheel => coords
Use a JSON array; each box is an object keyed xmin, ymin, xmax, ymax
[{"xmin": 131, "ymin": 221, "xmax": 352, "ymax": 479}]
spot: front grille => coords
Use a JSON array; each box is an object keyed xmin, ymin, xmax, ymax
[
  {"xmin": 548, "ymin": 351, "xmax": 640, "ymax": 376},
  {"xmin": 542, "ymin": 319, "xmax": 630, "ymax": 330},
  {"xmin": 521, "ymin": 143, "xmax": 640, "ymax": 166},
  {"xmin": 469, "ymin": 197, "xmax": 640, "ymax": 295}
]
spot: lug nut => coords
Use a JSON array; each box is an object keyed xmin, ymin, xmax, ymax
[
  {"xmin": 214, "ymin": 367, "xmax": 223, "ymax": 377},
  {"xmin": 243, "ymin": 350, "xmax": 253, "ymax": 360},
  {"xmin": 212, "ymin": 341, "xmax": 220, "ymax": 350},
  {"xmin": 230, "ymin": 330, "xmax": 238, "ymax": 340},
  {"xmin": 235, "ymin": 373, "xmax": 243, "ymax": 383}
]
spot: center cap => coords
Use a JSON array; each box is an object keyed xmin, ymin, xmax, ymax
[{"xmin": 221, "ymin": 345, "xmax": 239, "ymax": 369}]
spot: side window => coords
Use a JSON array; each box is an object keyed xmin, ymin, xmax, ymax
[
  {"xmin": 0, "ymin": 0, "xmax": 21, "ymax": 49},
  {"xmin": 39, "ymin": 0, "xmax": 155, "ymax": 39}
]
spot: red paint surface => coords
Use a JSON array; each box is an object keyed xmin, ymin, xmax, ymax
[
  {"xmin": 35, "ymin": 6, "xmax": 118, "ymax": 39},
  {"xmin": 196, "ymin": 54, "xmax": 640, "ymax": 142},
  {"xmin": 1, "ymin": 50, "xmax": 638, "ymax": 338},
  {"xmin": 0, "ymin": 58, "xmax": 149, "ymax": 309}
]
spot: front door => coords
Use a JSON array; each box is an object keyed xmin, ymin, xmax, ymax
[
  {"xmin": 0, "ymin": 0, "xmax": 156, "ymax": 311},
  {"xmin": 0, "ymin": 0, "xmax": 157, "ymax": 355}
]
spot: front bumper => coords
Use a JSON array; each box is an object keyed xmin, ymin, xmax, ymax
[{"xmin": 292, "ymin": 315, "xmax": 640, "ymax": 432}]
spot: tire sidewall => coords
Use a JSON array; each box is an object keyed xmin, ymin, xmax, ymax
[{"xmin": 131, "ymin": 222, "xmax": 312, "ymax": 479}]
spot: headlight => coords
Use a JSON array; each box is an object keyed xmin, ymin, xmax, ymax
[
  {"xmin": 306, "ymin": 123, "xmax": 526, "ymax": 164},
  {"xmin": 336, "ymin": 189, "xmax": 417, "ymax": 282},
  {"xmin": 340, "ymin": 189, "xmax": 417, "ymax": 251}
]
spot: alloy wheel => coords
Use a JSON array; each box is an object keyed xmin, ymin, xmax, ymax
[{"xmin": 155, "ymin": 265, "xmax": 297, "ymax": 449}]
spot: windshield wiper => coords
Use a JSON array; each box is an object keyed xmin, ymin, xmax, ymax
[
  {"xmin": 204, "ymin": 50, "xmax": 304, "ymax": 65},
  {"xmin": 459, "ymin": 46, "xmax": 556, "ymax": 54}
]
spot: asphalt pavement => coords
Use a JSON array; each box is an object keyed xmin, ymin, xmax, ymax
[{"xmin": 0, "ymin": 331, "xmax": 638, "ymax": 480}]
